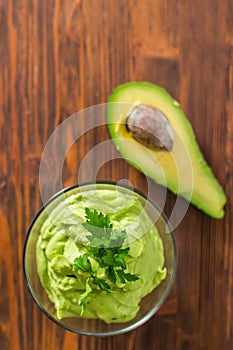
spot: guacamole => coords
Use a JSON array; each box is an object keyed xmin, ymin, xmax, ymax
[{"xmin": 36, "ymin": 188, "xmax": 166, "ymax": 323}]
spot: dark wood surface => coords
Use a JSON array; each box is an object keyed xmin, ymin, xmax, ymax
[{"xmin": 0, "ymin": 0, "xmax": 232, "ymax": 349}]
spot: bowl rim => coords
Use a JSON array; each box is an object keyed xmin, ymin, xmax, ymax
[{"xmin": 23, "ymin": 180, "xmax": 177, "ymax": 337}]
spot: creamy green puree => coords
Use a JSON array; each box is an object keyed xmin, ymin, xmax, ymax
[{"xmin": 36, "ymin": 188, "xmax": 166, "ymax": 323}]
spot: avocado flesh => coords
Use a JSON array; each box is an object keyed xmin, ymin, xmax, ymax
[{"xmin": 107, "ymin": 82, "xmax": 226, "ymax": 218}]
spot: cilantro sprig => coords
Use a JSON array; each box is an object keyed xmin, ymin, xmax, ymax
[{"xmin": 73, "ymin": 207, "xmax": 139, "ymax": 314}]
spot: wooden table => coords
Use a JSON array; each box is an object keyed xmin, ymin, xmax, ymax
[{"xmin": 0, "ymin": 1, "xmax": 232, "ymax": 349}]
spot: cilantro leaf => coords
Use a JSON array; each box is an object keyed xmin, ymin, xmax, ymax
[
  {"xmin": 84, "ymin": 207, "xmax": 113, "ymax": 228},
  {"xmin": 110, "ymin": 229, "xmax": 127, "ymax": 247},
  {"xmin": 101, "ymin": 249, "xmax": 115, "ymax": 266},
  {"xmin": 114, "ymin": 269, "xmax": 139, "ymax": 284},
  {"xmin": 92, "ymin": 276, "xmax": 111, "ymax": 292},
  {"xmin": 120, "ymin": 271, "xmax": 140, "ymax": 282},
  {"xmin": 82, "ymin": 207, "xmax": 119, "ymax": 248},
  {"xmin": 73, "ymin": 207, "xmax": 140, "ymax": 315},
  {"xmin": 105, "ymin": 266, "xmax": 117, "ymax": 283},
  {"xmin": 114, "ymin": 269, "xmax": 126, "ymax": 284},
  {"xmin": 89, "ymin": 246, "xmax": 105, "ymax": 259},
  {"xmin": 114, "ymin": 248, "xmax": 129, "ymax": 269},
  {"xmin": 114, "ymin": 254, "xmax": 126, "ymax": 270},
  {"xmin": 74, "ymin": 254, "xmax": 92, "ymax": 274}
]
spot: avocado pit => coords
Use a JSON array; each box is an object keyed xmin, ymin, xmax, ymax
[{"xmin": 126, "ymin": 104, "xmax": 174, "ymax": 151}]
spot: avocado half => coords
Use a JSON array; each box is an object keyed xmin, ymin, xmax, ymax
[{"xmin": 107, "ymin": 82, "xmax": 226, "ymax": 218}]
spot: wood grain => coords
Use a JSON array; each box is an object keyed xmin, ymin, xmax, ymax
[{"xmin": 0, "ymin": 0, "xmax": 232, "ymax": 349}]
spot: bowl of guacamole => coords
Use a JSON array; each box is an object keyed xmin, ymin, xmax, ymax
[{"xmin": 23, "ymin": 182, "xmax": 177, "ymax": 336}]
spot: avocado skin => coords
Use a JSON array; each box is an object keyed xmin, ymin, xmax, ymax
[{"xmin": 107, "ymin": 82, "xmax": 226, "ymax": 219}]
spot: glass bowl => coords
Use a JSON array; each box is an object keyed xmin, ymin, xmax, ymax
[{"xmin": 23, "ymin": 182, "xmax": 177, "ymax": 336}]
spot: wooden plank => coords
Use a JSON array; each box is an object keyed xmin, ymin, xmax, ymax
[{"xmin": 0, "ymin": 0, "xmax": 232, "ymax": 349}]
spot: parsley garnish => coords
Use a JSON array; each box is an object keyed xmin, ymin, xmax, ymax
[{"xmin": 73, "ymin": 207, "xmax": 139, "ymax": 314}]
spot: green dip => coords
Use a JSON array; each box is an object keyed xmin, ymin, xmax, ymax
[{"xmin": 36, "ymin": 188, "xmax": 166, "ymax": 323}]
